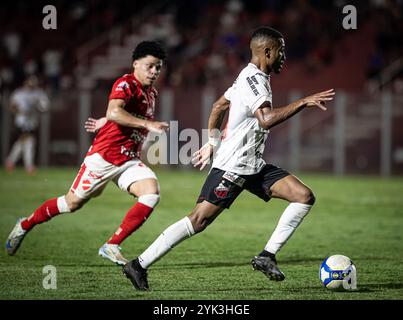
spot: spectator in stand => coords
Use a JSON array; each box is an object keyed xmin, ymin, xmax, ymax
[{"xmin": 5, "ymin": 75, "xmax": 50, "ymax": 175}]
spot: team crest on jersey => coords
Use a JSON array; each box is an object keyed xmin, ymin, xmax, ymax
[
  {"xmin": 115, "ymin": 81, "xmax": 129, "ymax": 91},
  {"xmin": 214, "ymin": 181, "xmax": 230, "ymax": 198},
  {"xmin": 82, "ymin": 179, "xmax": 91, "ymax": 191}
]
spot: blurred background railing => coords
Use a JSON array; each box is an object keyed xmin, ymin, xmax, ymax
[
  {"xmin": 2, "ymin": 87, "xmax": 402, "ymax": 176},
  {"xmin": 1, "ymin": 0, "xmax": 402, "ymax": 175}
]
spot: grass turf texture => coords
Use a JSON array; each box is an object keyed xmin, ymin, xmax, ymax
[{"xmin": 0, "ymin": 168, "xmax": 402, "ymax": 300}]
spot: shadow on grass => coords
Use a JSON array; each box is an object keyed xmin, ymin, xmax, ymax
[
  {"xmin": 155, "ymin": 261, "xmax": 248, "ymax": 269},
  {"xmin": 158, "ymin": 256, "xmax": 324, "ymax": 269},
  {"xmin": 149, "ymin": 286, "xmax": 275, "ymax": 293},
  {"xmin": 2, "ymin": 262, "xmax": 124, "ymax": 268}
]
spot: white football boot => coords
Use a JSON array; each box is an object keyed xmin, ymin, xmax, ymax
[
  {"xmin": 6, "ymin": 218, "xmax": 28, "ymax": 256},
  {"xmin": 98, "ymin": 243, "xmax": 128, "ymax": 266}
]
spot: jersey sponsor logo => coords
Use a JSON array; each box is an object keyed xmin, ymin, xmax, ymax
[
  {"xmin": 246, "ymin": 77, "xmax": 259, "ymax": 96},
  {"xmin": 223, "ymin": 171, "xmax": 245, "ymax": 188},
  {"xmin": 214, "ymin": 181, "xmax": 230, "ymax": 198},
  {"xmin": 139, "ymin": 92, "xmax": 156, "ymax": 117},
  {"xmin": 251, "ymin": 75, "xmax": 259, "ymax": 85},
  {"xmin": 121, "ymin": 145, "xmax": 138, "ymax": 158}
]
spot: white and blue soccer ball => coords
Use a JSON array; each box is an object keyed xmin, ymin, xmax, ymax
[{"xmin": 320, "ymin": 254, "xmax": 357, "ymax": 291}]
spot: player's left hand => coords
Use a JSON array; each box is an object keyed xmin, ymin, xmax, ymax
[
  {"xmin": 192, "ymin": 143, "xmax": 214, "ymax": 171},
  {"xmin": 85, "ymin": 117, "xmax": 107, "ymax": 133},
  {"xmin": 302, "ymin": 89, "xmax": 335, "ymax": 111}
]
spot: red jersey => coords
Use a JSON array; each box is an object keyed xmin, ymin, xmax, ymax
[{"xmin": 87, "ymin": 73, "xmax": 157, "ymax": 166}]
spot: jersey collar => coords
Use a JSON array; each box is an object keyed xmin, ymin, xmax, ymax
[{"xmin": 248, "ymin": 63, "xmax": 270, "ymax": 78}]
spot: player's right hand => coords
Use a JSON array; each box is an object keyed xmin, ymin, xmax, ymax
[
  {"xmin": 85, "ymin": 117, "xmax": 107, "ymax": 133},
  {"xmin": 145, "ymin": 120, "xmax": 169, "ymax": 134},
  {"xmin": 302, "ymin": 89, "xmax": 335, "ymax": 110},
  {"xmin": 192, "ymin": 143, "xmax": 214, "ymax": 171}
]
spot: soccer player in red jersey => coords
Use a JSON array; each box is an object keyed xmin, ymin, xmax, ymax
[{"xmin": 6, "ymin": 41, "xmax": 169, "ymax": 265}]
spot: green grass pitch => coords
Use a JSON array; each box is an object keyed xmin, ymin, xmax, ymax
[{"xmin": 0, "ymin": 168, "xmax": 402, "ymax": 300}]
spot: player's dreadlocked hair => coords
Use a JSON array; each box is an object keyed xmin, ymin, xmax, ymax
[
  {"xmin": 132, "ymin": 41, "xmax": 167, "ymax": 61},
  {"xmin": 251, "ymin": 27, "xmax": 283, "ymax": 42}
]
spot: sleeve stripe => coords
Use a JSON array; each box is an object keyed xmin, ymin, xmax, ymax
[{"xmin": 250, "ymin": 95, "xmax": 271, "ymax": 114}]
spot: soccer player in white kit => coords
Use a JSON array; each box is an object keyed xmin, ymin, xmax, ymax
[
  {"xmin": 6, "ymin": 41, "xmax": 169, "ymax": 266},
  {"xmin": 5, "ymin": 75, "xmax": 49, "ymax": 175},
  {"xmin": 123, "ymin": 27, "xmax": 335, "ymax": 290}
]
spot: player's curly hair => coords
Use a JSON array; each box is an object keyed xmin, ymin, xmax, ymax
[{"xmin": 132, "ymin": 41, "xmax": 167, "ymax": 61}]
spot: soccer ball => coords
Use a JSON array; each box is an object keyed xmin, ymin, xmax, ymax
[{"xmin": 320, "ymin": 254, "xmax": 357, "ymax": 291}]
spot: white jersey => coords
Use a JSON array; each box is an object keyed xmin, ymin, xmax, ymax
[
  {"xmin": 11, "ymin": 88, "xmax": 49, "ymax": 132},
  {"xmin": 212, "ymin": 63, "xmax": 272, "ymax": 175}
]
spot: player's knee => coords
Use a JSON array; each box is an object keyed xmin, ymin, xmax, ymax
[
  {"xmin": 297, "ymin": 188, "xmax": 315, "ymax": 205},
  {"xmin": 129, "ymin": 179, "xmax": 160, "ymax": 198},
  {"xmin": 188, "ymin": 211, "xmax": 209, "ymax": 234},
  {"xmin": 65, "ymin": 197, "xmax": 84, "ymax": 212},
  {"xmin": 68, "ymin": 202, "xmax": 82, "ymax": 212}
]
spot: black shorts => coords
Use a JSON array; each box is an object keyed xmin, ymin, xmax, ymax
[
  {"xmin": 15, "ymin": 127, "xmax": 37, "ymax": 136},
  {"xmin": 196, "ymin": 164, "xmax": 290, "ymax": 209}
]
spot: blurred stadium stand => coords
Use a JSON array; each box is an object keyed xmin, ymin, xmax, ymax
[{"xmin": 1, "ymin": 0, "xmax": 402, "ymax": 175}]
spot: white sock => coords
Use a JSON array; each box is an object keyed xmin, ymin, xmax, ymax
[
  {"xmin": 57, "ymin": 196, "xmax": 71, "ymax": 213},
  {"xmin": 265, "ymin": 202, "xmax": 312, "ymax": 255},
  {"xmin": 138, "ymin": 216, "xmax": 195, "ymax": 269},
  {"xmin": 138, "ymin": 194, "xmax": 160, "ymax": 208},
  {"xmin": 23, "ymin": 136, "xmax": 35, "ymax": 170}
]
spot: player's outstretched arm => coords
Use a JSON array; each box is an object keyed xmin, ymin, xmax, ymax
[
  {"xmin": 107, "ymin": 99, "xmax": 169, "ymax": 134},
  {"xmin": 192, "ymin": 95, "xmax": 230, "ymax": 170},
  {"xmin": 255, "ymin": 89, "xmax": 335, "ymax": 130},
  {"xmin": 85, "ymin": 117, "xmax": 107, "ymax": 133}
]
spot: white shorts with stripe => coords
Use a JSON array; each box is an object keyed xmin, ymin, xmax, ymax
[{"xmin": 70, "ymin": 153, "xmax": 157, "ymax": 199}]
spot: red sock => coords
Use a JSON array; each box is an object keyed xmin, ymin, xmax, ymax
[
  {"xmin": 21, "ymin": 198, "xmax": 60, "ymax": 231},
  {"xmin": 108, "ymin": 202, "xmax": 154, "ymax": 245}
]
